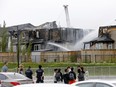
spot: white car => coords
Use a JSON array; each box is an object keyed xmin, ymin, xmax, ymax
[
  {"xmin": 0, "ymin": 72, "xmax": 34, "ymax": 87},
  {"xmin": 14, "ymin": 83, "xmax": 77, "ymax": 87},
  {"xmin": 71, "ymin": 79, "xmax": 116, "ymax": 87}
]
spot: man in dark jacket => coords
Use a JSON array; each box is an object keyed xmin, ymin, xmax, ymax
[
  {"xmin": 25, "ymin": 66, "xmax": 33, "ymax": 79},
  {"xmin": 36, "ymin": 65, "xmax": 44, "ymax": 83},
  {"xmin": 63, "ymin": 68, "xmax": 69, "ymax": 84}
]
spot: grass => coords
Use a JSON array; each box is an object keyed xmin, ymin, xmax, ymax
[
  {"xmin": 1, "ymin": 62, "xmax": 116, "ymax": 69},
  {"xmin": 1, "ymin": 62, "xmax": 116, "ymax": 76}
]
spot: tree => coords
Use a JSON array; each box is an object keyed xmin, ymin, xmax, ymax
[
  {"xmin": 9, "ymin": 36, "xmax": 13, "ymax": 52},
  {"xmin": 1, "ymin": 21, "xmax": 8, "ymax": 52},
  {"xmin": 19, "ymin": 32, "xmax": 32, "ymax": 62},
  {"xmin": 21, "ymin": 43, "xmax": 27, "ymax": 62}
]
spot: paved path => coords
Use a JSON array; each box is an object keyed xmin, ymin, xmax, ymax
[{"xmin": 34, "ymin": 76, "xmax": 116, "ymax": 83}]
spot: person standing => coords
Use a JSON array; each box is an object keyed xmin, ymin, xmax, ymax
[
  {"xmin": 68, "ymin": 67, "xmax": 76, "ymax": 84},
  {"xmin": 67, "ymin": 66, "xmax": 71, "ymax": 73},
  {"xmin": 36, "ymin": 65, "xmax": 44, "ymax": 83},
  {"xmin": 63, "ymin": 68, "xmax": 69, "ymax": 84},
  {"xmin": 25, "ymin": 66, "xmax": 33, "ymax": 79},
  {"xmin": 55, "ymin": 68, "xmax": 63, "ymax": 83},
  {"xmin": 77, "ymin": 65, "xmax": 81, "ymax": 74},
  {"xmin": 53, "ymin": 69, "xmax": 58, "ymax": 83},
  {"xmin": 19, "ymin": 64, "xmax": 24, "ymax": 74},
  {"xmin": 81, "ymin": 66, "xmax": 85, "ymax": 80},
  {"xmin": 1, "ymin": 62, "xmax": 8, "ymax": 72},
  {"xmin": 77, "ymin": 68, "xmax": 85, "ymax": 81},
  {"xmin": 85, "ymin": 70, "xmax": 89, "ymax": 80}
]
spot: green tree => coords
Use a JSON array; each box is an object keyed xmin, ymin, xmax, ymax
[
  {"xmin": 21, "ymin": 45, "xmax": 27, "ymax": 62},
  {"xmin": 70, "ymin": 54, "xmax": 77, "ymax": 62},
  {"xmin": 18, "ymin": 32, "xmax": 26, "ymax": 62},
  {"xmin": 19, "ymin": 32, "xmax": 32, "ymax": 62},
  {"xmin": 1, "ymin": 21, "xmax": 8, "ymax": 52},
  {"xmin": 9, "ymin": 36, "xmax": 13, "ymax": 52}
]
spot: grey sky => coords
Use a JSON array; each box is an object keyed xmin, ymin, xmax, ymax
[{"xmin": 0, "ymin": 0, "xmax": 116, "ymax": 29}]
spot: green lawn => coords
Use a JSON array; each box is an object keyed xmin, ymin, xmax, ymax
[{"xmin": 1, "ymin": 62, "xmax": 116, "ymax": 76}]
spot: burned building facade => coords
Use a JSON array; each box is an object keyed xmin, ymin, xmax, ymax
[
  {"xmin": 84, "ymin": 25, "xmax": 116, "ymax": 49},
  {"xmin": 6, "ymin": 21, "xmax": 84, "ymax": 52},
  {"xmin": 32, "ymin": 27, "xmax": 84, "ymax": 51}
]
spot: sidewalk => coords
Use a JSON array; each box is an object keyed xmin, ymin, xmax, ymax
[
  {"xmin": 33, "ymin": 76, "xmax": 54, "ymax": 83},
  {"xmin": 33, "ymin": 75, "xmax": 116, "ymax": 83}
]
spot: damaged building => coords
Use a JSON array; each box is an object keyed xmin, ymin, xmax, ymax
[
  {"xmin": 0, "ymin": 21, "xmax": 95, "ymax": 63},
  {"xmin": 5, "ymin": 21, "xmax": 85, "ymax": 52},
  {"xmin": 84, "ymin": 25, "xmax": 116, "ymax": 49}
]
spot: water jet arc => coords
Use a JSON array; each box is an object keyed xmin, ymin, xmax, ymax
[{"xmin": 47, "ymin": 42, "xmax": 70, "ymax": 51}]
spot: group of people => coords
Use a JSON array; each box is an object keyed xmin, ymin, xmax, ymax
[
  {"xmin": 24, "ymin": 65, "xmax": 44, "ymax": 83},
  {"xmin": 23, "ymin": 65, "xmax": 87, "ymax": 84},
  {"xmin": 53, "ymin": 65, "xmax": 86, "ymax": 84},
  {"xmin": 1, "ymin": 62, "xmax": 44, "ymax": 83},
  {"xmin": 1, "ymin": 62, "xmax": 87, "ymax": 84}
]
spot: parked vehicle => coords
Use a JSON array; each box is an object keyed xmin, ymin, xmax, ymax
[
  {"xmin": 71, "ymin": 79, "xmax": 116, "ymax": 87},
  {"xmin": 0, "ymin": 72, "xmax": 34, "ymax": 87},
  {"xmin": 14, "ymin": 83, "xmax": 77, "ymax": 87}
]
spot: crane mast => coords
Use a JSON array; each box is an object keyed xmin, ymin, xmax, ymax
[{"xmin": 63, "ymin": 5, "xmax": 71, "ymax": 28}]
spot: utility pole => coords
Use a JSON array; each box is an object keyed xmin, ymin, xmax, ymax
[
  {"xmin": 16, "ymin": 26, "xmax": 20, "ymax": 71},
  {"xmin": 9, "ymin": 26, "xmax": 20, "ymax": 72}
]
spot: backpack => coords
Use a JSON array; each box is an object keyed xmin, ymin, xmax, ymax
[
  {"xmin": 78, "ymin": 72, "xmax": 84, "ymax": 81},
  {"xmin": 69, "ymin": 72, "xmax": 75, "ymax": 80},
  {"xmin": 55, "ymin": 72, "xmax": 61, "ymax": 81}
]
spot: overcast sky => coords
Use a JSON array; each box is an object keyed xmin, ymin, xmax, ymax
[{"xmin": 0, "ymin": 0, "xmax": 116, "ymax": 29}]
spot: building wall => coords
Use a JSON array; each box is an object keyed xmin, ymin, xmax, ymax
[
  {"xmin": 92, "ymin": 43, "xmax": 113, "ymax": 49},
  {"xmin": 110, "ymin": 29, "xmax": 116, "ymax": 49},
  {"xmin": 90, "ymin": 27, "xmax": 116, "ymax": 50},
  {"xmin": 31, "ymin": 52, "xmax": 41, "ymax": 62}
]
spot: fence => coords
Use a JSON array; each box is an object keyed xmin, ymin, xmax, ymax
[
  {"xmin": 0, "ymin": 53, "xmax": 30, "ymax": 63},
  {"xmin": 1, "ymin": 54, "xmax": 116, "ymax": 63},
  {"xmin": 0, "ymin": 51, "xmax": 116, "ymax": 63},
  {"xmin": 81, "ymin": 54, "xmax": 116, "ymax": 63},
  {"xmin": 32, "ymin": 54, "xmax": 116, "ymax": 63}
]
